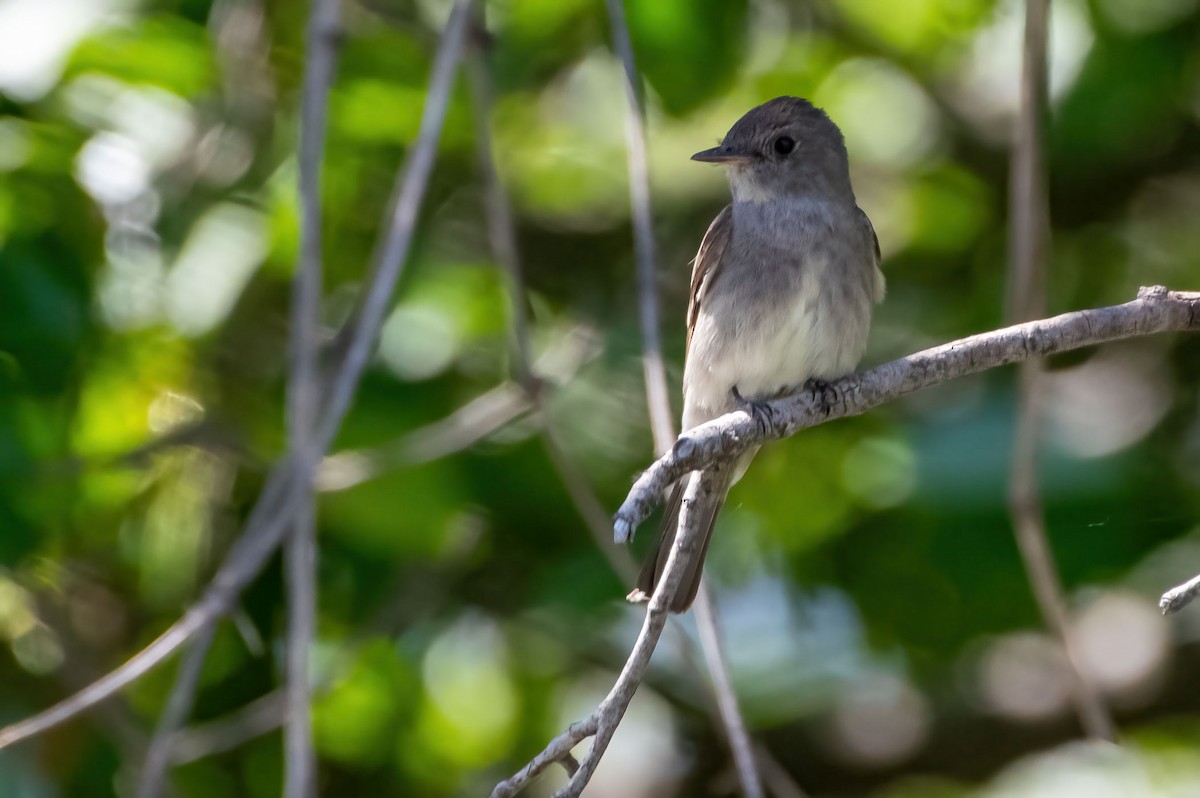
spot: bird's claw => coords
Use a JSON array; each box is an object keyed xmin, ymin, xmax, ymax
[
  {"xmin": 731, "ymin": 385, "xmax": 775, "ymax": 434},
  {"xmin": 802, "ymin": 377, "xmax": 840, "ymax": 415}
]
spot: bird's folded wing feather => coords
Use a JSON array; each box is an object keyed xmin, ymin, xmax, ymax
[
  {"xmin": 857, "ymin": 206, "xmax": 887, "ymax": 304},
  {"xmin": 686, "ymin": 204, "xmax": 734, "ymax": 356}
]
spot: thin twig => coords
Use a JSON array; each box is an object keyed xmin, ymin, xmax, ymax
[
  {"xmin": 315, "ymin": 0, "xmax": 473, "ymax": 448},
  {"xmin": 491, "ymin": 470, "xmax": 716, "ymax": 798},
  {"xmin": 603, "ymin": 2, "xmax": 765, "ymax": 796},
  {"xmin": 755, "ymin": 746, "xmax": 810, "ymax": 798},
  {"xmin": 1161, "ymin": 574, "xmax": 1200, "ymax": 614},
  {"xmin": 465, "ymin": 0, "xmax": 637, "ymax": 607},
  {"xmin": 0, "ymin": 2, "xmax": 474, "ymax": 751},
  {"xmin": 1005, "ymin": 0, "xmax": 1115, "ymax": 742},
  {"xmin": 465, "ymin": 9, "xmax": 638, "ymax": 586},
  {"xmin": 464, "ymin": 11, "xmax": 535, "ymax": 393},
  {"xmin": 284, "ymin": 499, "xmax": 317, "ymax": 797},
  {"xmin": 314, "ymin": 327, "xmax": 598, "ymax": 493},
  {"xmin": 136, "ymin": 626, "xmax": 217, "ymax": 798},
  {"xmin": 614, "ymin": 287, "xmax": 1200, "ymax": 542},
  {"xmin": 316, "ymin": 383, "xmax": 533, "ymax": 491},
  {"xmin": 604, "ymin": 0, "xmax": 674, "ymax": 452},
  {"xmin": 285, "ymin": 1, "xmax": 341, "ymax": 793},
  {"xmin": 694, "ymin": 589, "xmax": 767, "ymax": 798},
  {"xmin": 170, "ymin": 689, "xmax": 287, "ymax": 765},
  {"xmin": 541, "ymin": 428, "xmax": 639, "ymax": 584}
]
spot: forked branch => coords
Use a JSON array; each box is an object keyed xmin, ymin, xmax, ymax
[
  {"xmin": 493, "ymin": 286, "xmax": 1199, "ymax": 798},
  {"xmin": 615, "ymin": 287, "xmax": 1200, "ymax": 543}
]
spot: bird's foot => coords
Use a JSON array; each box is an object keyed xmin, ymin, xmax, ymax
[
  {"xmin": 801, "ymin": 377, "xmax": 840, "ymax": 415},
  {"xmin": 731, "ymin": 386, "xmax": 776, "ymax": 435}
]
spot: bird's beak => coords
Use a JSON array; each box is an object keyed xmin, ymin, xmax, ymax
[{"xmin": 691, "ymin": 145, "xmax": 754, "ymax": 164}]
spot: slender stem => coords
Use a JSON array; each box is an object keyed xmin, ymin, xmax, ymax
[
  {"xmin": 613, "ymin": 288, "xmax": 1200, "ymax": 543},
  {"xmin": 694, "ymin": 587, "xmax": 765, "ymax": 798},
  {"xmin": 1161, "ymin": 573, "xmax": 1200, "ymax": 614},
  {"xmin": 604, "ymin": 0, "xmax": 675, "ymax": 454},
  {"xmin": 285, "ymin": 0, "xmax": 341, "ymax": 793},
  {"xmin": 464, "ymin": 12, "xmax": 535, "ymax": 393},
  {"xmin": 136, "ymin": 626, "xmax": 217, "ymax": 798},
  {"xmin": 283, "ymin": 498, "xmax": 317, "ymax": 797},
  {"xmin": 316, "ymin": 0, "xmax": 473, "ymax": 451},
  {"xmin": 491, "ymin": 470, "xmax": 716, "ymax": 798},
  {"xmin": 1005, "ymin": 0, "xmax": 1115, "ymax": 742},
  {"xmin": 465, "ymin": 5, "xmax": 639, "ymax": 586},
  {"xmin": 602, "ymin": 2, "xmax": 765, "ymax": 796},
  {"xmin": 0, "ymin": 2, "xmax": 474, "ymax": 751},
  {"xmin": 170, "ymin": 690, "xmax": 288, "ymax": 765}
]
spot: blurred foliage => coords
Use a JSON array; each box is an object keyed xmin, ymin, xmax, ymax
[{"xmin": 2, "ymin": 0, "xmax": 1200, "ymax": 796}]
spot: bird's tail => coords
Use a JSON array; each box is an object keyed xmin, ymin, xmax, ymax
[{"xmin": 629, "ymin": 463, "xmax": 736, "ymax": 614}]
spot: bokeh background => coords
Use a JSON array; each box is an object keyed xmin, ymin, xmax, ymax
[{"xmin": 3, "ymin": 0, "xmax": 1200, "ymax": 795}]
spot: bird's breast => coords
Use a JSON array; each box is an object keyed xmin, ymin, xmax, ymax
[{"xmin": 681, "ymin": 205, "xmax": 875, "ymax": 430}]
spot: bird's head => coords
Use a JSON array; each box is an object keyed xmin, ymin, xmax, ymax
[{"xmin": 692, "ymin": 96, "xmax": 852, "ymax": 204}]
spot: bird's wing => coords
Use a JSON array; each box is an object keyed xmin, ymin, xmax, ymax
[
  {"xmin": 857, "ymin": 206, "xmax": 887, "ymax": 304},
  {"xmin": 686, "ymin": 204, "xmax": 734, "ymax": 356}
]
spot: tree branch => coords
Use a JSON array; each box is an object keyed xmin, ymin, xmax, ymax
[
  {"xmin": 136, "ymin": 626, "xmax": 217, "ymax": 798},
  {"xmin": 283, "ymin": 1, "xmax": 341, "ymax": 795},
  {"xmin": 0, "ymin": 0, "xmax": 474, "ymax": 751},
  {"xmin": 604, "ymin": 0, "xmax": 674, "ymax": 453},
  {"xmin": 693, "ymin": 590, "xmax": 774, "ymax": 798},
  {"xmin": 1161, "ymin": 573, "xmax": 1200, "ymax": 614},
  {"xmin": 614, "ymin": 287, "xmax": 1200, "ymax": 543},
  {"xmin": 464, "ymin": 5, "xmax": 639, "ymax": 588},
  {"xmin": 602, "ymin": 2, "xmax": 767, "ymax": 796},
  {"xmin": 169, "ymin": 690, "xmax": 287, "ymax": 765},
  {"xmin": 464, "ymin": 9, "xmax": 535, "ymax": 394},
  {"xmin": 491, "ymin": 469, "xmax": 717, "ymax": 798},
  {"xmin": 313, "ymin": 0, "xmax": 471, "ymax": 449},
  {"xmin": 1005, "ymin": 0, "xmax": 1115, "ymax": 742}
]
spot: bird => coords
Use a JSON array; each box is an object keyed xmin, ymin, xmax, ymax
[{"xmin": 629, "ymin": 96, "xmax": 886, "ymax": 613}]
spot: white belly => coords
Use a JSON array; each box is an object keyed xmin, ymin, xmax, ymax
[{"xmin": 681, "ymin": 255, "xmax": 873, "ymax": 431}]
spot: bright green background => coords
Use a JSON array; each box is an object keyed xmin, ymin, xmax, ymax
[{"xmin": 2, "ymin": 0, "xmax": 1200, "ymax": 795}]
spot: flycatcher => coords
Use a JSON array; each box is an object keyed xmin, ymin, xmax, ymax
[{"xmin": 630, "ymin": 96, "xmax": 886, "ymax": 613}]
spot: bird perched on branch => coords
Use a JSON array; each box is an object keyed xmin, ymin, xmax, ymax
[{"xmin": 628, "ymin": 96, "xmax": 885, "ymax": 613}]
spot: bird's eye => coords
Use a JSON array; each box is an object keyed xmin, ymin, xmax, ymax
[{"xmin": 774, "ymin": 136, "xmax": 795, "ymax": 155}]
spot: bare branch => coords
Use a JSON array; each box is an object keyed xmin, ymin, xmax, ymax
[
  {"xmin": 315, "ymin": 326, "xmax": 597, "ymax": 492},
  {"xmin": 604, "ymin": 0, "xmax": 674, "ymax": 454},
  {"xmin": 1005, "ymin": 0, "xmax": 1050, "ymax": 325},
  {"xmin": 0, "ymin": 1, "xmax": 474, "ymax": 751},
  {"xmin": 137, "ymin": 626, "xmax": 217, "ymax": 798},
  {"xmin": 1161, "ymin": 574, "xmax": 1200, "ymax": 614},
  {"xmin": 316, "ymin": 0, "xmax": 473, "ymax": 448},
  {"xmin": 694, "ymin": 588, "xmax": 768, "ymax": 798},
  {"xmin": 285, "ymin": 1, "xmax": 342, "ymax": 792},
  {"xmin": 465, "ymin": 12, "xmax": 535, "ymax": 392},
  {"xmin": 490, "ymin": 719, "xmax": 597, "ymax": 798},
  {"xmin": 602, "ymin": 2, "xmax": 766, "ymax": 795},
  {"xmin": 316, "ymin": 382, "xmax": 533, "ymax": 491},
  {"xmin": 755, "ymin": 745, "xmax": 810, "ymax": 798},
  {"xmin": 0, "ymin": 464, "xmax": 299, "ymax": 750},
  {"xmin": 1005, "ymin": 0, "xmax": 1115, "ymax": 742},
  {"xmin": 541, "ymin": 427, "xmax": 639, "ymax": 584},
  {"xmin": 284, "ymin": 499, "xmax": 317, "ymax": 798},
  {"xmin": 491, "ymin": 470, "xmax": 715, "ymax": 798},
  {"xmin": 464, "ymin": 15, "xmax": 642, "ymax": 588},
  {"xmin": 615, "ymin": 287, "xmax": 1200, "ymax": 543},
  {"xmin": 170, "ymin": 690, "xmax": 287, "ymax": 765}
]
